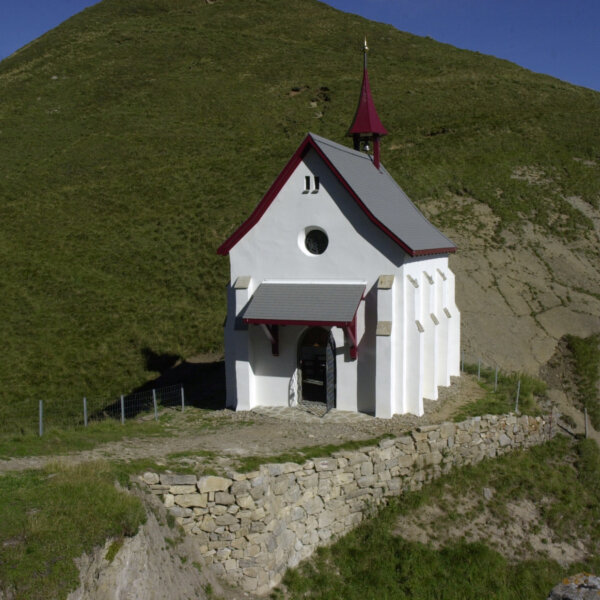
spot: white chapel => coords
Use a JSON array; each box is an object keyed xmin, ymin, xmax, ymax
[{"xmin": 218, "ymin": 46, "xmax": 460, "ymax": 418}]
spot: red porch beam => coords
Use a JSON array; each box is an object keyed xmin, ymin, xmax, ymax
[
  {"xmin": 343, "ymin": 314, "xmax": 358, "ymax": 360},
  {"xmin": 260, "ymin": 324, "xmax": 279, "ymax": 356}
]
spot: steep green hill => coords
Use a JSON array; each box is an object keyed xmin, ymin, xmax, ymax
[{"xmin": 0, "ymin": 0, "xmax": 598, "ymax": 411}]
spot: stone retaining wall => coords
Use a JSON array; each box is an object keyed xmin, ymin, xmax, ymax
[{"xmin": 142, "ymin": 412, "xmax": 557, "ymax": 594}]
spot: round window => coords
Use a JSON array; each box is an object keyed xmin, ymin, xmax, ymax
[{"xmin": 305, "ymin": 229, "xmax": 328, "ymax": 255}]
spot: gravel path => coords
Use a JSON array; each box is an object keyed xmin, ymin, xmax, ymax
[{"xmin": 0, "ymin": 376, "xmax": 485, "ymax": 474}]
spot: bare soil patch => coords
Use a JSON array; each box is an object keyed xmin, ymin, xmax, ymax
[
  {"xmin": 541, "ymin": 336, "xmax": 600, "ymax": 444},
  {"xmin": 421, "ymin": 194, "xmax": 600, "ymax": 376},
  {"xmin": 394, "ymin": 493, "xmax": 589, "ymax": 566}
]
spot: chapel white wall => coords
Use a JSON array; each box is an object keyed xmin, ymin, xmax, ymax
[
  {"xmin": 225, "ymin": 147, "xmax": 460, "ymax": 417},
  {"xmin": 228, "ymin": 149, "xmax": 404, "ymax": 286}
]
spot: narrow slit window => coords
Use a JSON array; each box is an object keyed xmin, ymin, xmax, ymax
[
  {"xmin": 304, "ymin": 176, "xmax": 311, "ymax": 192},
  {"xmin": 313, "ymin": 176, "xmax": 320, "ymax": 192}
]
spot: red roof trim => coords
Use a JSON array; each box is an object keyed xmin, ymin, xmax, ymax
[
  {"xmin": 308, "ymin": 143, "xmax": 456, "ymax": 255},
  {"xmin": 217, "ymin": 135, "xmax": 312, "ymax": 256},
  {"xmin": 244, "ymin": 318, "xmax": 352, "ymax": 327},
  {"xmin": 217, "ymin": 134, "xmax": 456, "ymax": 257},
  {"xmin": 307, "ymin": 142, "xmax": 418, "ymax": 256},
  {"xmin": 413, "ymin": 246, "xmax": 457, "ymax": 256}
]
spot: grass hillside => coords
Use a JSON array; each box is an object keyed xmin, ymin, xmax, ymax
[{"xmin": 0, "ymin": 0, "xmax": 599, "ymax": 411}]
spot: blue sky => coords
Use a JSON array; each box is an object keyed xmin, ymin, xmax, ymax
[
  {"xmin": 323, "ymin": 0, "xmax": 599, "ymax": 91},
  {"xmin": 0, "ymin": 0, "xmax": 598, "ymax": 92}
]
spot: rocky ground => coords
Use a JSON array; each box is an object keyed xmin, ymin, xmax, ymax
[
  {"xmin": 2, "ymin": 367, "xmax": 597, "ymax": 600},
  {"xmin": 54, "ymin": 375, "xmax": 487, "ymax": 600},
  {"xmin": 421, "ymin": 193, "xmax": 600, "ymax": 374},
  {"xmin": 394, "ymin": 494, "xmax": 589, "ymax": 568}
]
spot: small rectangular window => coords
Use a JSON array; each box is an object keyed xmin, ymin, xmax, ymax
[
  {"xmin": 304, "ymin": 176, "xmax": 311, "ymax": 192},
  {"xmin": 313, "ymin": 176, "xmax": 320, "ymax": 192}
]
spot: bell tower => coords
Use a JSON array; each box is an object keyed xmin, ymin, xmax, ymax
[{"xmin": 347, "ymin": 38, "xmax": 388, "ymax": 169}]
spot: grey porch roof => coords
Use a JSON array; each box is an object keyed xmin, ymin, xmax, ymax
[
  {"xmin": 309, "ymin": 133, "xmax": 455, "ymax": 254},
  {"xmin": 243, "ymin": 282, "xmax": 365, "ymax": 325}
]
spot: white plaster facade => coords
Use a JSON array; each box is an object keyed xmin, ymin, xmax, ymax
[{"xmin": 219, "ymin": 140, "xmax": 460, "ymax": 418}]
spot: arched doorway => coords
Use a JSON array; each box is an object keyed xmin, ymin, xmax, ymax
[{"xmin": 298, "ymin": 327, "xmax": 336, "ymax": 410}]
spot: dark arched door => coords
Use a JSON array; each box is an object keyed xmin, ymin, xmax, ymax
[{"xmin": 298, "ymin": 327, "xmax": 336, "ymax": 409}]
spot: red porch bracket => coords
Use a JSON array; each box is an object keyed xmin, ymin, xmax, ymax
[
  {"xmin": 260, "ymin": 324, "xmax": 279, "ymax": 356},
  {"xmin": 343, "ymin": 314, "xmax": 358, "ymax": 360}
]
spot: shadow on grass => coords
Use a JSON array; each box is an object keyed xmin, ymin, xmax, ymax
[
  {"xmin": 135, "ymin": 350, "xmax": 226, "ymax": 411},
  {"xmin": 95, "ymin": 352, "xmax": 226, "ymax": 420}
]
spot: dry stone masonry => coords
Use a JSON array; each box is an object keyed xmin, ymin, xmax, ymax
[
  {"xmin": 142, "ymin": 412, "xmax": 557, "ymax": 594},
  {"xmin": 547, "ymin": 573, "xmax": 600, "ymax": 600}
]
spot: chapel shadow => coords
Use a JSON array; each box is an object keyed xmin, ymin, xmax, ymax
[
  {"xmin": 90, "ymin": 350, "xmax": 226, "ymax": 421},
  {"xmin": 134, "ymin": 348, "xmax": 226, "ymax": 411}
]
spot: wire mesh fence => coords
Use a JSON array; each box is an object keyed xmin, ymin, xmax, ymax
[
  {"xmin": 458, "ymin": 349, "xmax": 548, "ymax": 418},
  {"xmin": 0, "ymin": 350, "xmax": 551, "ymax": 437},
  {"xmin": 0, "ymin": 384, "xmax": 186, "ymax": 436}
]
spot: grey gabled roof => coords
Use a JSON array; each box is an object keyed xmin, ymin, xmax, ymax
[
  {"xmin": 243, "ymin": 282, "xmax": 365, "ymax": 324},
  {"xmin": 309, "ymin": 133, "xmax": 456, "ymax": 255}
]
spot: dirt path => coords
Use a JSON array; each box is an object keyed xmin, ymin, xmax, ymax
[{"xmin": 0, "ymin": 376, "xmax": 486, "ymax": 474}]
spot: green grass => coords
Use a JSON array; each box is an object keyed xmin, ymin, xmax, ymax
[
  {"xmin": 278, "ymin": 437, "xmax": 600, "ymax": 600},
  {"xmin": 0, "ymin": 406, "xmax": 228, "ymax": 460},
  {"xmin": 453, "ymin": 365, "xmax": 546, "ymax": 421},
  {"xmin": 235, "ymin": 434, "xmax": 395, "ymax": 473},
  {"xmin": 105, "ymin": 537, "xmax": 124, "ymax": 563},
  {"xmin": 0, "ymin": 0, "xmax": 598, "ymax": 422},
  {"xmin": 395, "ymin": 436, "xmax": 600, "ymax": 543},
  {"xmin": 0, "ymin": 462, "xmax": 146, "ymax": 600},
  {"xmin": 566, "ymin": 334, "xmax": 600, "ymax": 429},
  {"xmin": 0, "ymin": 417, "xmax": 171, "ymax": 459}
]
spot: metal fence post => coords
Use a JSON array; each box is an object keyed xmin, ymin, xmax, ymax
[
  {"xmin": 515, "ymin": 379, "xmax": 521, "ymax": 413},
  {"xmin": 153, "ymin": 389, "xmax": 158, "ymax": 421},
  {"xmin": 39, "ymin": 400, "xmax": 43, "ymax": 437},
  {"xmin": 120, "ymin": 394, "xmax": 125, "ymax": 424},
  {"xmin": 477, "ymin": 358, "xmax": 481, "ymax": 381},
  {"xmin": 83, "ymin": 397, "xmax": 88, "ymax": 427},
  {"xmin": 181, "ymin": 386, "xmax": 185, "ymax": 413}
]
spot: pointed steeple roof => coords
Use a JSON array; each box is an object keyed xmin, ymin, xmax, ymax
[{"xmin": 348, "ymin": 39, "xmax": 388, "ymax": 138}]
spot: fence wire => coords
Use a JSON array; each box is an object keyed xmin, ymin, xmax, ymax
[{"xmin": 0, "ymin": 384, "xmax": 186, "ymax": 436}]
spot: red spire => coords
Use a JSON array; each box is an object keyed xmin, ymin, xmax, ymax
[
  {"xmin": 348, "ymin": 38, "xmax": 387, "ymax": 168},
  {"xmin": 348, "ymin": 68, "xmax": 388, "ymax": 137}
]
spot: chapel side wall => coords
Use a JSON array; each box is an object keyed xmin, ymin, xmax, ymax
[
  {"xmin": 436, "ymin": 268, "xmax": 450, "ymax": 387},
  {"xmin": 402, "ymin": 265, "xmax": 424, "ymax": 415},
  {"xmin": 224, "ymin": 283, "xmax": 237, "ymax": 409},
  {"xmin": 445, "ymin": 266, "xmax": 461, "ymax": 376},
  {"xmin": 391, "ymin": 274, "xmax": 405, "ymax": 416},
  {"xmin": 145, "ymin": 412, "xmax": 558, "ymax": 595},
  {"xmin": 375, "ymin": 276, "xmax": 396, "ymax": 418},
  {"xmin": 420, "ymin": 269, "xmax": 438, "ymax": 400},
  {"xmin": 402, "ymin": 256, "xmax": 458, "ymax": 410},
  {"xmin": 225, "ymin": 282, "xmax": 256, "ymax": 411},
  {"xmin": 357, "ymin": 284, "xmax": 377, "ymax": 415}
]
